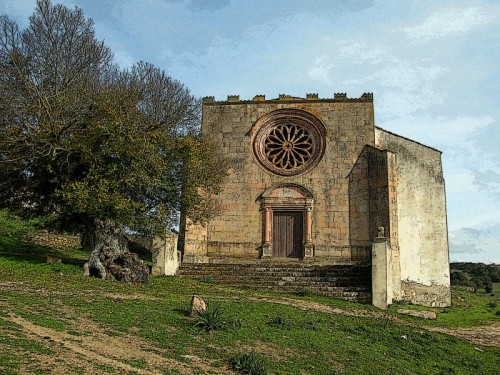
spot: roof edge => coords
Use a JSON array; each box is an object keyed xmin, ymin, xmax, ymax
[{"xmin": 375, "ymin": 126, "xmax": 442, "ymax": 153}]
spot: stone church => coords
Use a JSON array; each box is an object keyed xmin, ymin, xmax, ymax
[{"xmin": 177, "ymin": 93, "xmax": 451, "ymax": 308}]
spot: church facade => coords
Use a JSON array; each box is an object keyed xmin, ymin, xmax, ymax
[{"xmin": 179, "ymin": 93, "xmax": 451, "ymax": 307}]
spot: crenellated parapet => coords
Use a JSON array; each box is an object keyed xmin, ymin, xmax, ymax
[
  {"xmin": 202, "ymin": 96, "xmax": 215, "ymax": 103},
  {"xmin": 202, "ymin": 93, "xmax": 374, "ymax": 104}
]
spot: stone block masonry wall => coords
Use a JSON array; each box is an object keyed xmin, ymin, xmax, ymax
[
  {"xmin": 181, "ymin": 218, "xmax": 209, "ymax": 263},
  {"xmin": 23, "ymin": 230, "xmax": 81, "ymax": 250},
  {"xmin": 186, "ymin": 96, "xmax": 376, "ymax": 262},
  {"xmin": 375, "ymin": 127, "xmax": 450, "ymax": 307}
]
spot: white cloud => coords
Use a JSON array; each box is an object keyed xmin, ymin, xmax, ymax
[
  {"xmin": 307, "ymin": 55, "xmax": 334, "ymax": 85},
  {"xmin": 336, "ymin": 40, "xmax": 389, "ymax": 65},
  {"xmin": 402, "ymin": 7, "xmax": 494, "ymax": 43},
  {"xmin": 449, "ymin": 224, "xmax": 500, "ymax": 264}
]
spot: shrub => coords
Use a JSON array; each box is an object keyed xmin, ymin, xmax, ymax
[
  {"xmin": 193, "ymin": 305, "xmax": 225, "ymax": 333},
  {"xmin": 296, "ymin": 287, "xmax": 312, "ymax": 296},
  {"xmin": 202, "ymin": 276, "xmax": 215, "ymax": 284},
  {"xmin": 231, "ymin": 351, "xmax": 269, "ymax": 375}
]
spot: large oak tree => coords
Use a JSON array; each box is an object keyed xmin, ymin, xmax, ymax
[{"xmin": 0, "ymin": 0, "xmax": 226, "ymax": 282}]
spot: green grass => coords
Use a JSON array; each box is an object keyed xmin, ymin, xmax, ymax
[
  {"xmin": 0, "ymin": 212, "xmax": 499, "ymax": 374},
  {"xmin": 390, "ymin": 286, "xmax": 500, "ymax": 328},
  {"xmin": 491, "ymin": 282, "xmax": 500, "ymax": 294}
]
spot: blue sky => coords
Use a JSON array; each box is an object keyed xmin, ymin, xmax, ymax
[{"xmin": 2, "ymin": 0, "xmax": 499, "ymax": 263}]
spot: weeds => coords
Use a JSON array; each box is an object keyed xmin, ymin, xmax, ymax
[
  {"xmin": 201, "ymin": 276, "xmax": 215, "ymax": 284},
  {"xmin": 303, "ymin": 319, "xmax": 320, "ymax": 331},
  {"xmin": 193, "ymin": 305, "xmax": 225, "ymax": 333},
  {"xmin": 231, "ymin": 351, "xmax": 269, "ymax": 375},
  {"xmin": 267, "ymin": 316, "xmax": 292, "ymax": 330},
  {"xmin": 295, "ymin": 287, "xmax": 312, "ymax": 297}
]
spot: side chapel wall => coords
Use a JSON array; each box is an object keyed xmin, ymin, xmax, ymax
[{"xmin": 375, "ymin": 128, "xmax": 451, "ymax": 306}]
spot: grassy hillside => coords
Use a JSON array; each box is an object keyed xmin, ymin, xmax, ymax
[{"xmin": 1, "ymin": 211, "xmax": 499, "ymax": 374}]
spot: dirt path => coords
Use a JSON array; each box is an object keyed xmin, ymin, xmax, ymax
[
  {"xmin": 242, "ymin": 295, "xmax": 500, "ymax": 347},
  {"xmin": 425, "ymin": 325, "xmax": 500, "ymax": 347},
  {"xmin": 0, "ymin": 280, "xmax": 233, "ymax": 374},
  {"xmin": 1, "ymin": 312, "xmax": 233, "ymax": 375}
]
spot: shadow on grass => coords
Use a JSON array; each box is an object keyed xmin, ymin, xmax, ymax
[
  {"xmin": 173, "ymin": 308, "xmax": 191, "ymax": 317},
  {"xmin": 0, "ymin": 236, "xmax": 88, "ymax": 267}
]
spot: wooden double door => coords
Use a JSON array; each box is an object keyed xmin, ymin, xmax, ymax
[{"xmin": 272, "ymin": 210, "xmax": 303, "ymax": 258}]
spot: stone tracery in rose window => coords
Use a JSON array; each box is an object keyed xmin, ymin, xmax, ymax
[
  {"xmin": 264, "ymin": 123, "xmax": 313, "ymax": 171},
  {"xmin": 252, "ymin": 109, "xmax": 326, "ymax": 176}
]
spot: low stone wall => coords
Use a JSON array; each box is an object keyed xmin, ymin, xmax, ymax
[{"xmin": 23, "ymin": 230, "xmax": 81, "ymax": 250}]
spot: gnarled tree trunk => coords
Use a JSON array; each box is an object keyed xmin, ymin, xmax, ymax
[{"xmin": 83, "ymin": 218, "xmax": 149, "ymax": 283}]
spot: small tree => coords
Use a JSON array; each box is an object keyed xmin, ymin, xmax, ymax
[{"xmin": 0, "ymin": 0, "xmax": 226, "ymax": 282}]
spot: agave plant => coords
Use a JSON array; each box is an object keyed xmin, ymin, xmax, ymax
[
  {"xmin": 193, "ymin": 305, "xmax": 225, "ymax": 333},
  {"xmin": 231, "ymin": 351, "xmax": 269, "ymax": 375}
]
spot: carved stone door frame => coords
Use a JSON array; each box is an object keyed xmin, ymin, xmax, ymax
[{"xmin": 259, "ymin": 184, "xmax": 314, "ymax": 259}]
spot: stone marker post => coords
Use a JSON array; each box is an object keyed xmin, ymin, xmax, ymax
[
  {"xmin": 372, "ymin": 227, "xmax": 393, "ymax": 309},
  {"xmin": 151, "ymin": 233, "xmax": 180, "ymax": 276}
]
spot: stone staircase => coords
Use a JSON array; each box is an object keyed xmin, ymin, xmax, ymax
[{"xmin": 177, "ymin": 262, "xmax": 372, "ymax": 302}]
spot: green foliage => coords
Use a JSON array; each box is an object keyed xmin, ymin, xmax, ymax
[
  {"xmin": 0, "ymin": 210, "xmax": 42, "ymax": 238},
  {"xmin": 450, "ymin": 270, "xmax": 475, "ymax": 287},
  {"xmin": 0, "ymin": 0, "xmax": 227, "ymax": 239},
  {"xmin": 451, "ymin": 263, "xmax": 500, "ymax": 286},
  {"xmin": 231, "ymin": 352, "xmax": 269, "ymax": 375},
  {"xmin": 451, "ymin": 263, "xmax": 500, "ymax": 295},
  {"xmin": 193, "ymin": 305, "xmax": 225, "ymax": 333}
]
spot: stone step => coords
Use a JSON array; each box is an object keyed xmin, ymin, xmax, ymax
[
  {"xmin": 178, "ymin": 264, "xmax": 370, "ymax": 274},
  {"xmin": 182, "ymin": 275, "xmax": 369, "ymax": 287},
  {"xmin": 177, "ymin": 262, "xmax": 372, "ymax": 301}
]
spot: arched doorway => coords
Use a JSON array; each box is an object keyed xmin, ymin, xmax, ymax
[{"xmin": 259, "ymin": 184, "xmax": 314, "ymax": 259}]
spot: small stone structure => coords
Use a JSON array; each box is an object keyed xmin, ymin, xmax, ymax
[
  {"xmin": 372, "ymin": 233, "xmax": 392, "ymax": 309},
  {"xmin": 151, "ymin": 233, "xmax": 180, "ymax": 276},
  {"xmin": 178, "ymin": 93, "xmax": 451, "ymax": 308}
]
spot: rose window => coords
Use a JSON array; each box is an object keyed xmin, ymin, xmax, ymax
[
  {"xmin": 252, "ymin": 109, "xmax": 326, "ymax": 176},
  {"xmin": 264, "ymin": 124, "xmax": 313, "ymax": 171}
]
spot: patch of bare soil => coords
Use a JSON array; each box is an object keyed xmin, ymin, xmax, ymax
[
  {"xmin": 426, "ymin": 325, "xmax": 500, "ymax": 347},
  {"xmin": 1, "ymin": 313, "xmax": 234, "ymax": 375},
  {"xmin": 1, "ymin": 280, "xmax": 235, "ymax": 374},
  {"xmin": 246, "ymin": 296, "xmax": 385, "ymax": 318}
]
